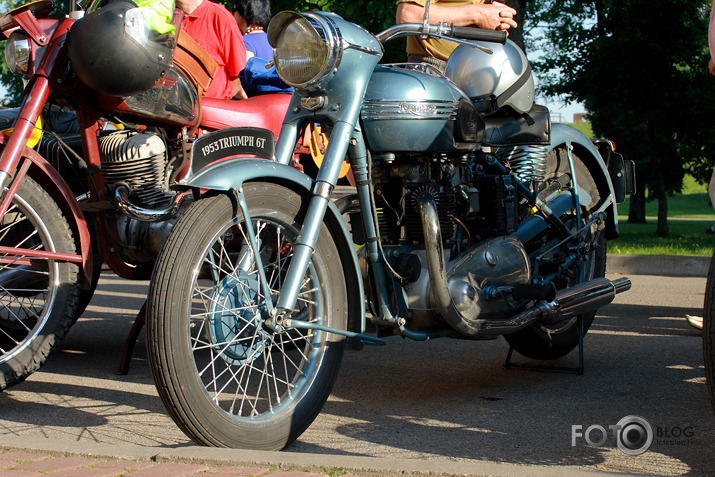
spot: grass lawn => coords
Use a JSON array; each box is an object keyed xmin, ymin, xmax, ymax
[
  {"xmin": 609, "ymin": 219, "xmax": 715, "ymax": 256},
  {"xmin": 611, "ymin": 175, "xmax": 715, "ymax": 256}
]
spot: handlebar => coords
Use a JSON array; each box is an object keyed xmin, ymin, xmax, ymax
[
  {"xmin": 376, "ymin": 22, "xmax": 507, "ymax": 46},
  {"xmin": 451, "ymin": 25, "xmax": 507, "ymax": 43}
]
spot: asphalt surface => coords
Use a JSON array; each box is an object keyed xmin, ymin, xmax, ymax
[{"xmin": 0, "ymin": 255, "xmax": 711, "ymax": 476}]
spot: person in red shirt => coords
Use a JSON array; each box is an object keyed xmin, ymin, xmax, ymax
[{"xmin": 176, "ymin": 0, "xmax": 248, "ymax": 99}]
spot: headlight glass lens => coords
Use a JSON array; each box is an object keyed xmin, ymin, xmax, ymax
[
  {"xmin": 273, "ymin": 16, "xmax": 329, "ymax": 87},
  {"xmin": 5, "ymin": 32, "xmax": 31, "ymax": 77}
]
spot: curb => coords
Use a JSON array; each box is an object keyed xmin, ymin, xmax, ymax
[
  {"xmin": 608, "ymin": 254, "xmax": 709, "ymax": 278},
  {"xmin": 0, "ymin": 435, "xmax": 641, "ymax": 477}
]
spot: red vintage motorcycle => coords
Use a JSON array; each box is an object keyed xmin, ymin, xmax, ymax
[{"xmin": 0, "ymin": 0, "xmax": 292, "ymax": 389}]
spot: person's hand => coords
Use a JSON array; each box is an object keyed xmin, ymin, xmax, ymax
[{"xmin": 473, "ymin": 1, "xmax": 517, "ymax": 31}]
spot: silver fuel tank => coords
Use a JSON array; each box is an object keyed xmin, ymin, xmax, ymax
[{"xmin": 361, "ymin": 65, "xmax": 484, "ymax": 153}]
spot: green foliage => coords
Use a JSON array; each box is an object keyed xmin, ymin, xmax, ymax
[
  {"xmin": 613, "ymin": 176, "xmax": 714, "ymax": 255},
  {"xmin": 527, "ymin": 0, "xmax": 715, "ymax": 236},
  {"xmin": 609, "ymin": 219, "xmax": 715, "ymax": 256}
]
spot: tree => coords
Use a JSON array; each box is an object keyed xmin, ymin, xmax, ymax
[{"xmin": 526, "ymin": 0, "xmax": 715, "ymax": 236}]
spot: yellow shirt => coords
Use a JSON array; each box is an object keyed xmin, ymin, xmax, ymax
[{"xmin": 397, "ymin": 0, "xmax": 485, "ymax": 61}]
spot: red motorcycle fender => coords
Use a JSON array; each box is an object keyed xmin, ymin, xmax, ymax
[
  {"xmin": 21, "ymin": 146, "xmax": 93, "ymax": 289},
  {"xmin": 185, "ymin": 158, "xmax": 365, "ymax": 338},
  {"xmin": 549, "ymin": 123, "xmax": 620, "ymax": 240}
]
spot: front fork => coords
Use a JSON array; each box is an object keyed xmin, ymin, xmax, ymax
[
  {"xmin": 264, "ymin": 122, "xmax": 406, "ymax": 338},
  {"xmin": 242, "ymin": 120, "xmax": 356, "ymax": 320}
]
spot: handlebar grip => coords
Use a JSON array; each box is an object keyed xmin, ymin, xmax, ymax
[{"xmin": 451, "ymin": 26, "xmax": 507, "ymax": 44}]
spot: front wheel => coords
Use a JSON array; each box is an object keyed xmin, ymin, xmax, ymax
[
  {"xmin": 0, "ymin": 176, "xmax": 80, "ymax": 390},
  {"xmin": 147, "ymin": 183, "xmax": 348, "ymax": 450}
]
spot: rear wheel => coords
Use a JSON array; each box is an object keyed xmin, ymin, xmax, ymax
[
  {"xmin": 505, "ymin": 148, "xmax": 607, "ymax": 360},
  {"xmin": 0, "ymin": 176, "xmax": 80, "ymax": 389},
  {"xmin": 147, "ymin": 183, "xmax": 348, "ymax": 450}
]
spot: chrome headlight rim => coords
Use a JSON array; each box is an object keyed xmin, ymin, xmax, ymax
[
  {"xmin": 267, "ymin": 11, "xmax": 342, "ymax": 92},
  {"xmin": 4, "ymin": 31, "xmax": 32, "ymax": 77}
]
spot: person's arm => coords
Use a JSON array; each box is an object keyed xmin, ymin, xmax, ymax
[
  {"xmin": 232, "ymin": 78, "xmax": 248, "ymax": 99},
  {"xmin": 395, "ymin": 1, "xmax": 517, "ymax": 31}
]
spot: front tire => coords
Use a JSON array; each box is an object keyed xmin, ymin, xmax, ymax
[
  {"xmin": 0, "ymin": 176, "xmax": 80, "ymax": 389},
  {"xmin": 147, "ymin": 183, "xmax": 348, "ymax": 450}
]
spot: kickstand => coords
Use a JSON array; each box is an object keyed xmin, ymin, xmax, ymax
[
  {"xmin": 504, "ymin": 315, "xmax": 585, "ymax": 375},
  {"xmin": 117, "ymin": 300, "xmax": 147, "ymax": 375}
]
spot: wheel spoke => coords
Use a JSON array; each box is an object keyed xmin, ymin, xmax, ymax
[{"xmin": 188, "ymin": 214, "xmax": 322, "ymax": 419}]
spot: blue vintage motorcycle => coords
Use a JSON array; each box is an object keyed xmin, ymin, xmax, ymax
[{"xmin": 145, "ymin": 7, "xmax": 635, "ymax": 450}]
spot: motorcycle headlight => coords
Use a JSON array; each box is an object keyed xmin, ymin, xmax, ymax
[
  {"xmin": 4, "ymin": 31, "xmax": 32, "ymax": 77},
  {"xmin": 267, "ymin": 11, "xmax": 342, "ymax": 91}
]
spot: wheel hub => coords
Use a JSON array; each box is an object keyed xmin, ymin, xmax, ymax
[{"xmin": 209, "ymin": 271, "xmax": 267, "ymax": 365}]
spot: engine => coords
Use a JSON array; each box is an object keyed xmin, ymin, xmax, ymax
[
  {"xmin": 98, "ymin": 129, "xmax": 185, "ymax": 264},
  {"xmin": 99, "ymin": 130, "xmax": 172, "ymax": 209},
  {"xmin": 365, "ymin": 146, "xmax": 552, "ymax": 333},
  {"xmin": 370, "ymin": 145, "xmax": 548, "ymax": 253}
]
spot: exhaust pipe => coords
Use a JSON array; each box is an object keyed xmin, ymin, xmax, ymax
[
  {"xmin": 418, "ymin": 192, "xmax": 631, "ymax": 336},
  {"xmin": 479, "ymin": 276, "xmax": 631, "ymax": 334},
  {"xmin": 114, "ymin": 184, "xmax": 190, "ymax": 222},
  {"xmin": 418, "ymin": 192, "xmax": 481, "ymax": 335}
]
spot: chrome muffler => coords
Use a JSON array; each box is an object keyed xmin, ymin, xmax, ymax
[
  {"xmin": 478, "ymin": 276, "xmax": 631, "ymax": 334},
  {"xmin": 418, "ymin": 192, "xmax": 631, "ymax": 336}
]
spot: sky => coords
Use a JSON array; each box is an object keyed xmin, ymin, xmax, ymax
[{"xmin": 540, "ymin": 97, "xmax": 587, "ymax": 123}]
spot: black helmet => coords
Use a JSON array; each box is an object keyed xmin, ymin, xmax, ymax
[{"xmin": 69, "ymin": 0, "xmax": 177, "ymax": 97}]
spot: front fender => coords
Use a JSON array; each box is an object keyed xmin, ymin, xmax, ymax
[
  {"xmin": 183, "ymin": 156, "xmax": 313, "ymax": 192},
  {"xmin": 182, "ymin": 157, "xmax": 366, "ymax": 338},
  {"xmin": 549, "ymin": 123, "xmax": 619, "ymax": 239}
]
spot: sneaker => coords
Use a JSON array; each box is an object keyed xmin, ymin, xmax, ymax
[
  {"xmin": 707, "ymin": 226, "xmax": 715, "ymax": 235},
  {"xmin": 686, "ymin": 315, "xmax": 703, "ymax": 330}
]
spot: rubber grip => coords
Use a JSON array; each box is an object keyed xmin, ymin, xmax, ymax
[{"xmin": 451, "ymin": 26, "xmax": 507, "ymax": 44}]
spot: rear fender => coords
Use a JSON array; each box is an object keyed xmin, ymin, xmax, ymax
[
  {"xmin": 549, "ymin": 123, "xmax": 619, "ymax": 239},
  {"xmin": 182, "ymin": 158, "xmax": 365, "ymax": 336}
]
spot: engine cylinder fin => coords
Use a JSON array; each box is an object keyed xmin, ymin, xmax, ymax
[
  {"xmin": 407, "ymin": 184, "xmax": 455, "ymax": 245},
  {"xmin": 98, "ymin": 130, "xmax": 170, "ymax": 208}
]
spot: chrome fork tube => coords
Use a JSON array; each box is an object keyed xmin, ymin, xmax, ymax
[{"xmin": 274, "ymin": 121, "xmax": 355, "ymax": 314}]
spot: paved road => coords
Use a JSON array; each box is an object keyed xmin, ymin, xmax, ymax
[{"xmin": 0, "ymin": 270, "xmax": 712, "ymax": 476}]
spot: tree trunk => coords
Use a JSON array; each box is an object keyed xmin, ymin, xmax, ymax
[
  {"xmin": 656, "ymin": 191, "xmax": 669, "ymax": 237},
  {"xmin": 647, "ymin": 111, "xmax": 669, "ymax": 237}
]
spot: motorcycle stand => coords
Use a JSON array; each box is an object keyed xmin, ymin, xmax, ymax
[
  {"xmin": 117, "ymin": 301, "xmax": 146, "ymax": 375},
  {"xmin": 503, "ymin": 316, "xmax": 585, "ymax": 375}
]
